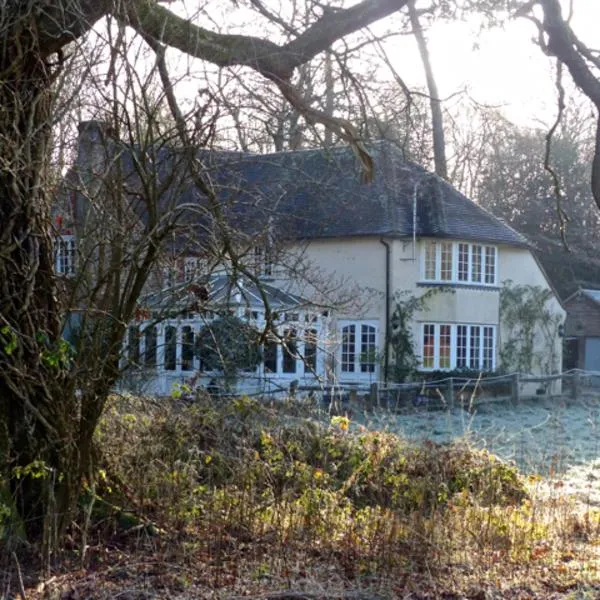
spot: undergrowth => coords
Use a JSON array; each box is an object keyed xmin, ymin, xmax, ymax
[
  {"xmin": 4, "ymin": 393, "xmax": 600, "ymax": 597},
  {"xmin": 85, "ymin": 394, "xmax": 600, "ymax": 592}
]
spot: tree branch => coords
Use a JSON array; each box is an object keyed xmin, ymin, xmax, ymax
[
  {"xmin": 35, "ymin": 0, "xmax": 408, "ymax": 83},
  {"xmin": 518, "ymin": 0, "xmax": 600, "ymax": 208}
]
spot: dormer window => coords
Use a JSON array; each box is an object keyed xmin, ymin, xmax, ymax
[
  {"xmin": 55, "ymin": 235, "xmax": 76, "ymax": 276},
  {"xmin": 421, "ymin": 240, "xmax": 497, "ymax": 286}
]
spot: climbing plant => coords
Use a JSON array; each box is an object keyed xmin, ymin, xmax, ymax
[
  {"xmin": 389, "ymin": 288, "xmax": 449, "ymax": 382},
  {"xmin": 500, "ymin": 281, "xmax": 562, "ymax": 375}
]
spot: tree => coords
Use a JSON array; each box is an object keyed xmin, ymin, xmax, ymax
[
  {"xmin": 195, "ymin": 316, "xmax": 262, "ymax": 385},
  {"xmin": 0, "ymin": 0, "xmax": 420, "ymax": 553},
  {"xmin": 474, "ymin": 109, "xmax": 600, "ymax": 297}
]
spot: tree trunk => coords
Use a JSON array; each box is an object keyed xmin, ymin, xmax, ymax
[
  {"xmin": 408, "ymin": 0, "xmax": 448, "ymax": 180},
  {"xmin": 0, "ymin": 33, "xmax": 91, "ymax": 556}
]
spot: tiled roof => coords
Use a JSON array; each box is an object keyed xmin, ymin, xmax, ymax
[
  {"xmin": 67, "ymin": 124, "xmax": 530, "ymax": 248},
  {"xmin": 172, "ymin": 141, "xmax": 529, "ymax": 247}
]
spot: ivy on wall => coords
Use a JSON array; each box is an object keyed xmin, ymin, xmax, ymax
[
  {"xmin": 499, "ymin": 281, "xmax": 561, "ymax": 375},
  {"xmin": 389, "ymin": 288, "xmax": 449, "ymax": 382}
]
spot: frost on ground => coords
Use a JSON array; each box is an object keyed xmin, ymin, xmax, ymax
[{"xmin": 358, "ymin": 394, "xmax": 600, "ymax": 506}]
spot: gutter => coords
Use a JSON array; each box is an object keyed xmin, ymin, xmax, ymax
[{"xmin": 380, "ymin": 237, "xmax": 391, "ymax": 384}]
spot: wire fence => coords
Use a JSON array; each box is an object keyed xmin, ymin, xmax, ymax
[{"xmin": 224, "ymin": 369, "xmax": 600, "ymax": 409}]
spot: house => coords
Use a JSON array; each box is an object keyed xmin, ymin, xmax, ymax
[
  {"xmin": 563, "ymin": 288, "xmax": 600, "ymax": 371},
  {"xmin": 55, "ymin": 120, "xmax": 565, "ymax": 396}
]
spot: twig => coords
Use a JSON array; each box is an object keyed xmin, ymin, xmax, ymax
[{"xmin": 12, "ymin": 551, "xmax": 26, "ymax": 600}]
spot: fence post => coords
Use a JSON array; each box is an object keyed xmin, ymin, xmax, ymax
[
  {"xmin": 572, "ymin": 371, "xmax": 580, "ymax": 400},
  {"xmin": 369, "ymin": 383, "xmax": 378, "ymax": 410},
  {"xmin": 349, "ymin": 388, "xmax": 357, "ymax": 405},
  {"xmin": 512, "ymin": 373, "xmax": 521, "ymax": 404},
  {"xmin": 446, "ymin": 377, "xmax": 454, "ymax": 409}
]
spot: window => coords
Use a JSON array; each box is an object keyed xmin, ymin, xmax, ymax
[
  {"xmin": 423, "ymin": 324, "xmax": 435, "ymax": 369},
  {"xmin": 421, "ymin": 241, "xmax": 497, "ymax": 286},
  {"xmin": 421, "ymin": 323, "xmax": 496, "ymax": 371},
  {"xmin": 55, "ymin": 235, "xmax": 76, "ymax": 276},
  {"xmin": 425, "ymin": 242, "xmax": 436, "ymax": 280},
  {"xmin": 439, "ymin": 325, "xmax": 451, "ymax": 369},
  {"xmin": 456, "ymin": 325, "xmax": 467, "ymax": 368},
  {"xmin": 263, "ymin": 340, "xmax": 278, "ymax": 373},
  {"xmin": 471, "ymin": 245, "xmax": 482, "ymax": 283},
  {"xmin": 341, "ymin": 325, "xmax": 356, "ymax": 373},
  {"xmin": 458, "ymin": 243, "xmax": 469, "ymax": 282},
  {"xmin": 282, "ymin": 329, "xmax": 297, "ymax": 373},
  {"xmin": 469, "ymin": 326, "xmax": 481, "ymax": 369},
  {"xmin": 127, "ymin": 325, "xmax": 140, "ymax": 366},
  {"xmin": 484, "ymin": 247, "xmax": 496, "ymax": 284},
  {"xmin": 304, "ymin": 329, "xmax": 317, "ymax": 372},
  {"xmin": 144, "ymin": 326, "xmax": 157, "ymax": 368},
  {"xmin": 483, "ymin": 326, "xmax": 494, "ymax": 370},
  {"xmin": 360, "ymin": 324, "xmax": 377, "ymax": 372},
  {"xmin": 184, "ymin": 257, "xmax": 201, "ymax": 282},
  {"xmin": 181, "ymin": 326, "xmax": 194, "ymax": 371},
  {"xmin": 164, "ymin": 326, "xmax": 177, "ymax": 371},
  {"xmin": 340, "ymin": 321, "xmax": 378, "ymax": 376},
  {"xmin": 440, "ymin": 242, "xmax": 453, "ymax": 281},
  {"xmin": 253, "ymin": 245, "xmax": 273, "ymax": 277}
]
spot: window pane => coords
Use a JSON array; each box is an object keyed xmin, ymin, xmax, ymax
[
  {"xmin": 184, "ymin": 258, "xmax": 200, "ymax": 282},
  {"xmin": 456, "ymin": 325, "xmax": 467, "ymax": 368},
  {"xmin": 424, "ymin": 242, "xmax": 436, "ymax": 280},
  {"xmin": 283, "ymin": 329, "xmax": 297, "ymax": 373},
  {"xmin": 458, "ymin": 243, "xmax": 469, "ymax": 281},
  {"xmin": 304, "ymin": 329, "xmax": 317, "ymax": 372},
  {"xmin": 439, "ymin": 325, "xmax": 451, "ymax": 369},
  {"xmin": 56, "ymin": 236, "xmax": 76, "ymax": 276},
  {"xmin": 360, "ymin": 325, "xmax": 376, "ymax": 373},
  {"xmin": 440, "ymin": 242, "xmax": 453, "ymax": 281},
  {"xmin": 485, "ymin": 246, "xmax": 496, "ymax": 284},
  {"xmin": 165, "ymin": 326, "xmax": 177, "ymax": 371},
  {"xmin": 471, "ymin": 245, "xmax": 482, "ymax": 283},
  {"xmin": 264, "ymin": 340, "xmax": 277, "ymax": 373},
  {"xmin": 144, "ymin": 326, "xmax": 157, "ymax": 368},
  {"xmin": 341, "ymin": 325, "xmax": 356, "ymax": 372},
  {"xmin": 128, "ymin": 325, "xmax": 140, "ymax": 366},
  {"xmin": 423, "ymin": 324, "xmax": 435, "ymax": 369},
  {"xmin": 181, "ymin": 326, "xmax": 194, "ymax": 371},
  {"xmin": 483, "ymin": 326, "xmax": 494, "ymax": 370},
  {"xmin": 469, "ymin": 326, "xmax": 481, "ymax": 369}
]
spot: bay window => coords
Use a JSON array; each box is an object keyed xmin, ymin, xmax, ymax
[
  {"xmin": 420, "ymin": 323, "xmax": 496, "ymax": 371},
  {"xmin": 421, "ymin": 241, "xmax": 497, "ymax": 286}
]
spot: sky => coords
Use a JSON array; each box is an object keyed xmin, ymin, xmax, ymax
[
  {"xmin": 164, "ymin": 0, "xmax": 600, "ymax": 131},
  {"xmin": 387, "ymin": 2, "xmax": 599, "ymax": 128}
]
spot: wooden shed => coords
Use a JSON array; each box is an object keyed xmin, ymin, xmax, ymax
[{"xmin": 563, "ymin": 289, "xmax": 600, "ymax": 371}]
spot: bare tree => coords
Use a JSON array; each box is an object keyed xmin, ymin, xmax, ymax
[
  {"xmin": 0, "ymin": 0, "xmax": 420, "ymax": 553},
  {"xmin": 407, "ymin": 0, "xmax": 447, "ymax": 179}
]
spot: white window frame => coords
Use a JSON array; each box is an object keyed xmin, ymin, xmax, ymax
[
  {"xmin": 338, "ymin": 320, "xmax": 379, "ymax": 380},
  {"xmin": 54, "ymin": 235, "xmax": 76, "ymax": 277},
  {"xmin": 131, "ymin": 312, "xmax": 325, "ymax": 380},
  {"xmin": 419, "ymin": 323, "xmax": 497, "ymax": 371},
  {"xmin": 420, "ymin": 241, "xmax": 498, "ymax": 287},
  {"xmin": 183, "ymin": 257, "xmax": 202, "ymax": 282},
  {"xmin": 253, "ymin": 245, "xmax": 274, "ymax": 278}
]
